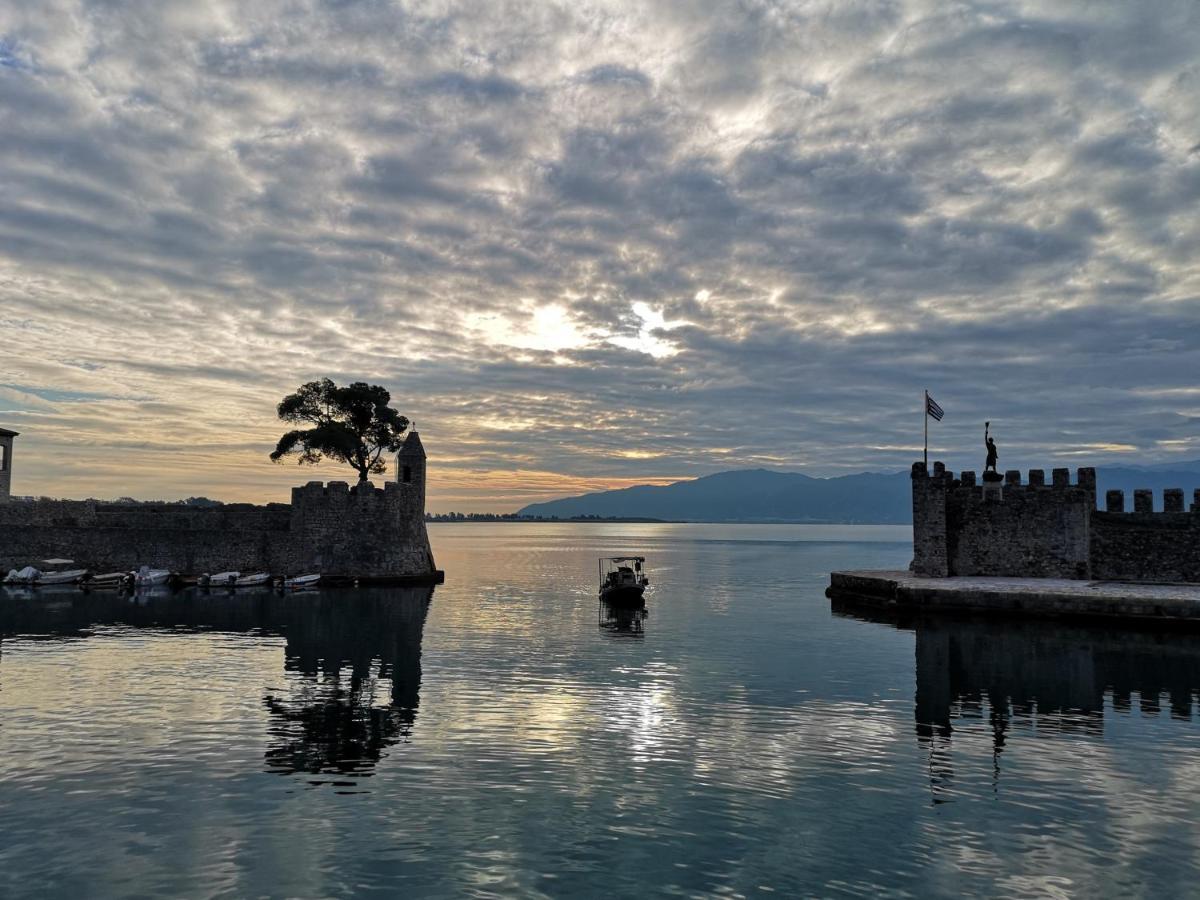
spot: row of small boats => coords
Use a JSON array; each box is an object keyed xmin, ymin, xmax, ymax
[{"xmin": 3, "ymin": 562, "xmax": 323, "ymax": 592}]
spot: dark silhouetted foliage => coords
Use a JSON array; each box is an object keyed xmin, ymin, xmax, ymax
[{"xmin": 269, "ymin": 379, "xmax": 409, "ymax": 484}]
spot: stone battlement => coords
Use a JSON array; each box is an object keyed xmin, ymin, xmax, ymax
[
  {"xmin": 1102, "ymin": 487, "xmax": 1200, "ymax": 513},
  {"xmin": 290, "ymin": 479, "xmax": 420, "ymax": 510},
  {"xmin": 287, "ymin": 477, "xmax": 433, "ymax": 578},
  {"xmin": 0, "ymin": 436, "xmax": 439, "ymax": 582},
  {"xmin": 912, "ymin": 460, "xmax": 1200, "ymax": 583},
  {"xmin": 913, "ymin": 461, "xmax": 1096, "ymax": 491}
]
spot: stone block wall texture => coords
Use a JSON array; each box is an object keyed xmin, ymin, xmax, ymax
[
  {"xmin": 1091, "ymin": 507, "xmax": 1200, "ymax": 582},
  {"xmin": 913, "ymin": 462, "xmax": 1200, "ymax": 583},
  {"xmin": 944, "ymin": 469, "xmax": 1093, "ymax": 579},
  {"xmin": 0, "ymin": 501, "xmax": 293, "ymax": 572},
  {"xmin": 0, "ymin": 441, "xmax": 437, "ymax": 579},
  {"xmin": 288, "ymin": 480, "xmax": 435, "ymax": 577},
  {"xmin": 911, "ymin": 462, "xmax": 949, "ymax": 577}
]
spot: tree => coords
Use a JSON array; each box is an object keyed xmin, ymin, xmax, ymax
[{"xmin": 269, "ymin": 379, "xmax": 410, "ymax": 484}]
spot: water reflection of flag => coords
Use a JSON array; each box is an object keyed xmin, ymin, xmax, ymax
[{"xmin": 926, "ymin": 394, "xmax": 944, "ymax": 421}]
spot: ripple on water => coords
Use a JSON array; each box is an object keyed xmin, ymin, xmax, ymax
[{"xmin": 2, "ymin": 526, "xmax": 1200, "ymax": 897}]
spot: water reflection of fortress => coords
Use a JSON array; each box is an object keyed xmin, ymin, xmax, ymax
[
  {"xmin": 263, "ymin": 589, "xmax": 431, "ymax": 783},
  {"xmin": 0, "ymin": 587, "xmax": 432, "ymax": 785},
  {"xmin": 833, "ymin": 601, "xmax": 1200, "ymax": 797}
]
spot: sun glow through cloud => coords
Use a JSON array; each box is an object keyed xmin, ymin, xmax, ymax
[{"xmin": 1, "ymin": 1, "xmax": 1199, "ymax": 510}]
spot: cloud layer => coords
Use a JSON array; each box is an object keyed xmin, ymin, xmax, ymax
[{"xmin": 1, "ymin": 0, "xmax": 1199, "ymax": 509}]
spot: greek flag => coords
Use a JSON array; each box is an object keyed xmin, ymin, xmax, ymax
[{"xmin": 925, "ymin": 394, "xmax": 944, "ymax": 421}]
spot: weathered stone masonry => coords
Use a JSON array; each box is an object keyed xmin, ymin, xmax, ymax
[
  {"xmin": 0, "ymin": 427, "xmax": 16, "ymax": 504},
  {"xmin": 0, "ymin": 431, "xmax": 439, "ymax": 581},
  {"xmin": 912, "ymin": 461, "xmax": 1200, "ymax": 583}
]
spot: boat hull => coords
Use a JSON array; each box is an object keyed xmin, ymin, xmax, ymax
[
  {"xmin": 135, "ymin": 571, "xmax": 172, "ymax": 588},
  {"xmin": 284, "ymin": 574, "xmax": 322, "ymax": 590},
  {"xmin": 599, "ymin": 585, "xmax": 646, "ymax": 606},
  {"xmin": 234, "ymin": 574, "xmax": 272, "ymax": 587},
  {"xmin": 36, "ymin": 570, "xmax": 90, "ymax": 586}
]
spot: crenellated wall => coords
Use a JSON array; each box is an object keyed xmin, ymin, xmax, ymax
[
  {"xmin": 1090, "ymin": 487, "xmax": 1200, "ymax": 583},
  {"xmin": 288, "ymin": 479, "xmax": 434, "ymax": 577},
  {"xmin": 913, "ymin": 463, "xmax": 1095, "ymax": 579},
  {"xmin": 0, "ymin": 435, "xmax": 439, "ymax": 580},
  {"xmin": 913, "ymin": 461, "xmax": 1200, "ymax": 582},
  {"xmin": 911, "ymin": 462, "xmax": 950, "ymax": 577}
]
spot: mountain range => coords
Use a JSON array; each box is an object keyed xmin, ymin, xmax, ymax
[{"xmin": 516, "ymin": 462, "xmax": 1200, "ymax": 524}]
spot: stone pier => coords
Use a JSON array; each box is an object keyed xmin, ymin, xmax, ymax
[{"xmin": 827, "ymin": 570, "xmax": 1200, "ymax": 624}]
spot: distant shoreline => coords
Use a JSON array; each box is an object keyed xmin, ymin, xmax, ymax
[
  {"xmin": 427, "ymin": 515, "xmax": 671, "ymax": 523},
  {"xmin": 426, "ymin": 516, "xmax": 911, "ymax": 525}
]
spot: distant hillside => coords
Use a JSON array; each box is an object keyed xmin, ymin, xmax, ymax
[
  {"xmin": 516, "ymin": 462, "xmax": 1200, "ymax": 523},
  {"xmin": 517, "ymin": 468, "xmax": 912, "ymax": 523},
  {"xmin": 1097, "ymin": 464, "xmax": 1200, "ymax": 508}
]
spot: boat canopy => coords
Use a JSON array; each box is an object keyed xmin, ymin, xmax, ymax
[{"xmin": 599, "ymin": 556, "xmax": 646, "ymax": 580}]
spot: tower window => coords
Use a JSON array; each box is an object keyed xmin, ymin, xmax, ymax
[{"xmin": 403, "ymin": 465, "xmax": 412, "ymax": 483}]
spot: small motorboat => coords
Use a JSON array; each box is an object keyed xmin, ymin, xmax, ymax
[
  {"xmin": 4, "ymin": 566, "xmax": 41, "ymax": 585},
  {"xmin": 283, "ymin": 574, "xmax": 322, "ymax": 590},
  {"xmin": 134, "ymin": 567, "xmax": 174, "ymax": 588},
  {"xmin": 235, "ymin": 572, "xmax": 272, "ymax": 587},
  {"xmin": 208, "ymin": 571, "xmax": 240, "ymax": 588},
  {"xmin": 90, "ymin": 571, "xmax": 134, "ymax": 590},
  {"xmin": 36, "ymin": 568, "xmax": 91, "ymax": 586},
  {"xmin": 598, "ymin": 556, "xmax": 649, "ymax": 605}
]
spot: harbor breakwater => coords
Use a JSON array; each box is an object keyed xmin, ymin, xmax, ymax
[
  {"xmin": 0, "ymin": 480, "xmax": 439, "ymax": 581},
  {"xmin": 827, "ymin": 460, "xmax": 1200, "ymax": 626},
  {"xmin": 913, "ymin": 462, "xmax": 1200, "ymax": 582},
  {"xmin": 0, "ymin": 431, "xmax": 440, "ymax": 582}
]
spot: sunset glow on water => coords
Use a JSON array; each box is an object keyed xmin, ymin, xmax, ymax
[{"xmin": 3, "ymin": 524, "xmax": 1200, "ymax": 897}]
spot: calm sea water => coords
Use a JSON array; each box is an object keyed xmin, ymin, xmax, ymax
[{"xmin": 3, "ymin": 523, "xmax": 1200, "ymax": 898}]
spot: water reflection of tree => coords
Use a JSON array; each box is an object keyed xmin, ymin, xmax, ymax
[
  {"xmin": 831, "ymin": 598, "xmax": 1200, "ymax": 802},
  {"xmin": 262, "ymin": 588, "xmax": 432, "ymax": 783},
  {"xmin": 0, "ymin": 585, "xmax": 433, "ymax": 787}
]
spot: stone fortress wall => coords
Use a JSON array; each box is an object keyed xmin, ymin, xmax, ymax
[
  {"xmin": 0, "ymin": 431, "xmax": 439, "ymax": 582},
  {"xmin": 0, "ymin": 499, "xmax": 294, "ymax": 574},
  {"xmin": 0, "ymin": 427, "xmax": 16, "ymax": 504},
  {"xmin": 912, "ymin": 461, "xmax": 1200, "ymax": 583}
]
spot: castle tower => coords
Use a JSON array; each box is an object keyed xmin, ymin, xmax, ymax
[
  {"xmin": 396, "ymin": 429, "xmax": 427, "ymax": 512},
  {"xmin": 0, "ymin": 427, "xmax": 17, "ymax": 504}
]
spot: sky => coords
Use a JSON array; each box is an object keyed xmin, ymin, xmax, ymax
[{"xmin": 1, "ymin": 0, "xmax": 1199, "ymax": 512}]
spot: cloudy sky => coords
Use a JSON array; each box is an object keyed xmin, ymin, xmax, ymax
[{"xmin": 1, "ymin": 1, "xmax": 1198, "ymax": 511}]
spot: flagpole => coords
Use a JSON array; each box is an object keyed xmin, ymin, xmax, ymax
[{"xmin": 923, "ymin": 390, "xmax": 928, "ymax": 468}]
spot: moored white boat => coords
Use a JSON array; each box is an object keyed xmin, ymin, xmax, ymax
[
  {"xmin": 208, "ymin": 571, "xmax": 240, "ymax": 587},
  {"xmin": 36, "ymin": 569, "xmax": 90, "ymax": 585},
  {"xmin": 4, "ymin": 566, "xmax": 41, "ymax": 585},
  {"xmin": 134, "ymin": 567, "xmax": 173, "ymax": 588},
  {"xmin": 283, "ymin": 573, "xmax": 322, "ymax": 590},
  {"xmin": 235, "ymin": 572, "xmax": 272, "ymax": 587},
  {"xmin": 90, "ymin": 571, "xmax": 134, "ymax": 589}
]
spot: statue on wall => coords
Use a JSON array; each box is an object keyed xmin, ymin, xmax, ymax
[{"xmin": 985, "ymin": 421, "xmax": 999, "ymax": 473}]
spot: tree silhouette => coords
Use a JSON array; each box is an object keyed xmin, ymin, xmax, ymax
[{"xmin": 269, "ymin": 379, "xmax": 409, "ymax": 484}]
